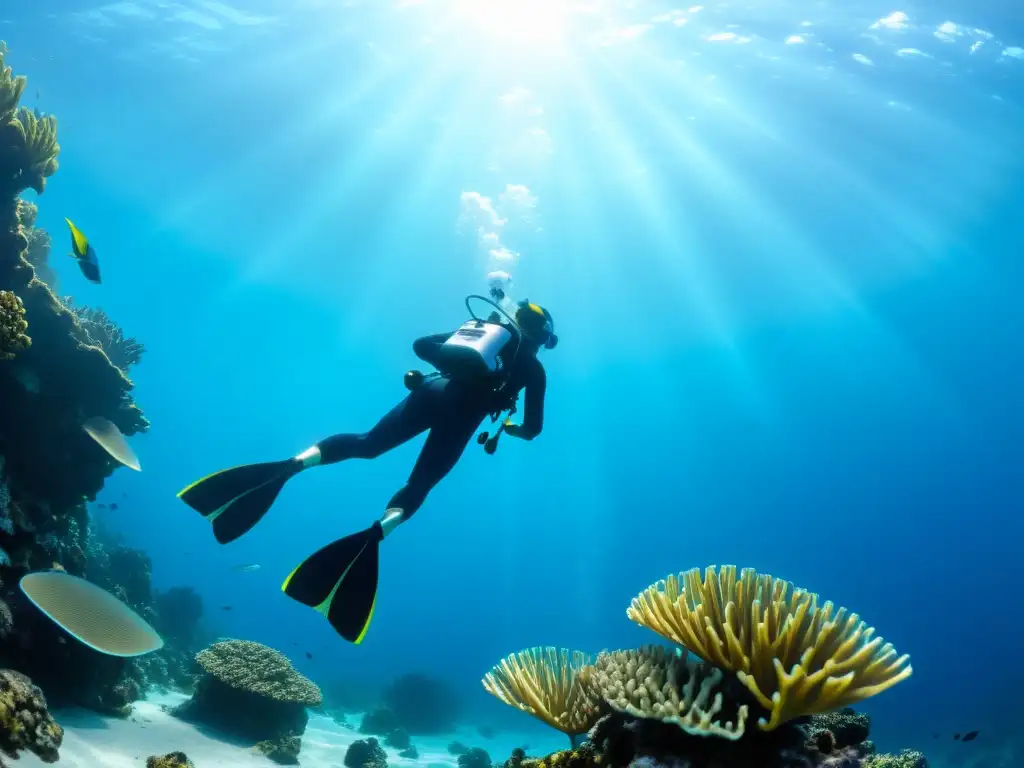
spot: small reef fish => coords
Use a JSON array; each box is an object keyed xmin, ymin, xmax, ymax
[
  {"xmin": 65, "ymin": 218, "xmax": 101, "ymax": 283},
  {"xmin": 232, "ymin": 563, "xmax": 260, "ymax": 572},
  {"xmin": 220, "ymin": 605, "xmax": 232, "ymax": 611},
  {"xmin": 81, "ymin": 416, "xmax": 141, "ymax": 471},
  {"xmin": 957, "ymin": 731, "xmax": 979, "ymax": 742},
  {"xmin": 305, "ymin": 651, "xmax": 312, "ymax": 660}
]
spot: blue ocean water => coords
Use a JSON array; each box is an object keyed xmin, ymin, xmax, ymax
[{"xmin": 5, "ymin": 0, "xmax": 1023, "ymax": 763}]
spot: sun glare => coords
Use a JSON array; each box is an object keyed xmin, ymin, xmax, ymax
[{"xmin": 455, "ymin": 0, "xmax": 572, "ymax": 49}]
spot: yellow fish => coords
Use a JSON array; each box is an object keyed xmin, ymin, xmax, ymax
[{"xmin": 65, "ymin": 218, "xmax": 101, "ymax": 283}]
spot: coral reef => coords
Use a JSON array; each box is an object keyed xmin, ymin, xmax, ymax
[
  {"xmin": 0, "ymin": 290, "xmax": 28, "ymax": 359},
  {"xmin": 809, "ymin": 709, "xmax": 871, "ymax": 751},
  {"xmin": 484, "ymin": 647, "xmax": 600, "ymax": 741},
  {"xmin": 626, "ymin": 566, "xmax": 913, "ymax": 731},
  {"xmin": 0, "ymin": 40, "xmax": 148, "ymax": 513},
  {"xmin": 380, "ymin": 672, "xmax": 462, "ymax": 735},
  {"xmin": 257, "ymin": 735, "xmax": 302, "ymax": 765},
  {"xmin": 0, "ymin": 524, "xmax": 199, "ymax": 715},
  {"xmin": 344, "ymin": 737, "xmax": 388, "ymax": 768},
  {"xmin": 16, "ymin": 200, "xmax": 55, "ymax": 288},
  {"xmin": 173, "ymin": 640, "xmax": 321, "ymax": 764},
  {"xmin": 63, "ymin": 300, "xmax": 145, "ymax": 372},
  {"xmin": 485, "ymin": 564, "xmax": 917, "ymax": 768},
  {"xmin": 864, "ymin": 751, "xmax": 927, "ymax": 768},
  {"xmin": 399, "ymin": 746, "xmax": 418, "ymax": 759},
  {"xmin": 0, "ymin": 42, "xmax": 58, "ymax": 200},
  {"xmin": 0, "ymin": 669, "xmax": 63, "ymax": 764},
  {"xmin": 0, "ymin": 40, "xmax": 159, "ymax": 720},
  {"xmin": 145, "ymin": 753, "xmax": 195, "ymax": 768}
]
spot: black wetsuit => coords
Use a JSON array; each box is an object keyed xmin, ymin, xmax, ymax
[{"xmin": 316, "ymin": 332, "xmax": 546, "ymax": 519}]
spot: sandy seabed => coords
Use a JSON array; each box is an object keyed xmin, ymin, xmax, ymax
[{"xmin": 16, "ymin": 691, "xmax": 565, "ymax": 768}]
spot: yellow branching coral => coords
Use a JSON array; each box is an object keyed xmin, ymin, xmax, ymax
[
  {"xmin": 482, "ymin": 647, "xmax": 601, "ymax": 737},
  {"xmin": 0, "ymin": 290, "xmax": 30, "ymax": 359},
  {"xmin": 626, "ymin": 565, "xmax": 912, "ymax": 732},
  {"xmin": 0, "ymin": 42, "xmax": 27, "ymax": 123},
  {"xmin": 0, "ymin": 42, "xmax": 58, "ymax": 196},
  {"xmin": 586, "ymin": 646, "xmax": 748, "ymax": 741},
  {"xmin": 11, "ymin": 108, "xmax": 60, "ymax": 191}
]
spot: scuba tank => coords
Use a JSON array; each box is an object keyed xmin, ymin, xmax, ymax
[{"xmin": 433, "ymin": 293, "xmax": 521, "ymax": 380}]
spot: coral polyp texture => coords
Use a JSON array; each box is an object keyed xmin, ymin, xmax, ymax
[
  {"xmin": 586, "ymin": 646, "xmax": 749, "ymax": 740},
  {"xmin": 0, "ymin": 43, "xmax": 58, "ymax": 199},
  {"xmin": 483, "ymin": 647, "xmax": 601, "ymax": 738},
  {"xmin": 626, "ymin": 565, "xmax": 913, "ymax": 731},
  {"xmin": 174, "ymin": 640, "xmax": 322, "ymax": 764},
  {"xmin": 194, "ymin": 640, "xmax": 322, "ymax": 705},
  {"xmin": 0, "ymin": 668, "xmax": 63, "ymax": 764},
  {"xmin": 0, "ymin": 289, "xmax": 29, "ymax": 359},
  {"xmin": 0, "ymin": 43, "xmax": 26, "ymax": 124},
  {"xmin": 63, "ymin": 301, "xmax": 145, "ymax": 372}
]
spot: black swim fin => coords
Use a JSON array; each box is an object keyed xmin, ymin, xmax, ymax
[
  {"xmin": 177, "ymin": 459, "xmax": 300, "ymax": 544},
  {"xmin": 281, "ymin": 521, "xmax": 384, "ymax": 644}
]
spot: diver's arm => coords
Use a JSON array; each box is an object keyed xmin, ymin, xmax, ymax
[
  {"xmin": 412, "ymin": 332, "xmax": 454, "ymax": 370},
  {"xmin": 506, "ymin": 364, "xmax": 546, "ymax": 441}
]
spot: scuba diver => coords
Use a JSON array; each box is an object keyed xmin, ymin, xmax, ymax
[{"xmin": 177, "ymin": 290, "xmax": 557, "ymax": 644}]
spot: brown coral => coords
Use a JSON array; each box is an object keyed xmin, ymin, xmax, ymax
[
  {"xmin": 145, "ymin": 753, "xmax": 194, "ymax": 768},
  {"xmin": 17, "ymin": 200, "xmax": 55, "ymax": 288},
  {"xmin": 195, "ymin": 640, "xmax": 321, "ymax": 705},
  {"xmin": 482, "ymin": 647, "xmax": 600, "ymax": 738},
  {"xmin": 0, "ymin": 669, "xmax": 63, "ymax": 763},
  {"xmin": 0, "ymin": 290, "xmax": 29, "ymax": 359},
  {"xmin": 63, "ymin": 302, "xmax": 145, "ymax": 371},
  {"xmin": 627, "ymin": 566, "xmax": 912, "ymax": 731},
  {"xmin": 0, "ymin": 42, "xmax": 58, "ymax": 199},
  {"xmin": 586, "ymin": 646, "xmax": 748, "ymax": 740},
  {"xmin": 0, "ymin": 43, "xmax": 26, "ymax": 124}
]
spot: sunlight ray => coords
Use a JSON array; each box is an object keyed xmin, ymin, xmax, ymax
[
  {"xmin": 340, "ymin": 55, "xmax": 512, "ymax": 332},
  {"xmin": 588, "ymin": 50, "xmax": 864, "ymax": 316},
  {"xmin": 555, "ymin": 55, "xmax": 738, "ymax": 347},
  {"xmin": 157, "ymin": 23, "xmax": 456, "ymax": 234},
  {"xmin": 225, "ymin": 53, "xmax": 474, "ymax": 295}
]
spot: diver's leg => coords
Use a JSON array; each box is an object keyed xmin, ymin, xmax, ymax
[
  {"xmin": 300, "ymin": 386, "xmax": 437, "ymax": 468},
  {"xmin": 379, "ymin": 413, "xmax": 481, "ymax": 537}
]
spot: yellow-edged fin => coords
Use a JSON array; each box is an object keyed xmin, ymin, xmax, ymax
[
  {"xmin": 354, "ymin": 595, "xmax": 376, "ymax": 645},
  {"xmin": 280, "ymin": 539, "xmax": 377, "ymax": 643},
  {"xmin": 65, "ymin": 218, "xmax": 90, "ymax": 259}
]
